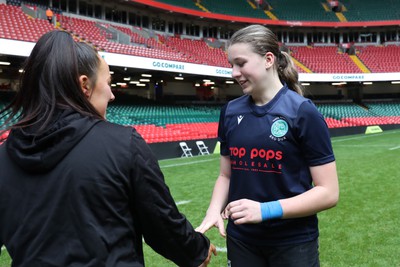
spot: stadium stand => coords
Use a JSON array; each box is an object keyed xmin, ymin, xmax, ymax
[
  {"xmin": 356, "ymin": 45, "xmax": 400, "ymax": 73},
  {"xmin": 0, "ymin": 3, "xmax": 54, "ymax": 42},
  {"xmin": 1, "ymin": 1, "xmax": 399, "ymax": 144},
  {"xmin": 316, "ymin": 101, "xmax": 400, "ymax": 128},
  {"xmin": 266, "ymin": 0, "xmax": 339, "ymax": 21},
  {"xmin": 289, "ymin": 46, "xmax": 362, "ymax": 73},
  {"xmin": 340, "ymin": 0, "xmax": 400, "ymax": 21},
  {"xmin": 200, "ymin": 0, "xmax": 267, "ymax": 19}
]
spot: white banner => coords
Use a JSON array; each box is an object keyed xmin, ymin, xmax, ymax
[{"xmin": 1, "ymin": 38, "xmax": 399, "ymax": 81}]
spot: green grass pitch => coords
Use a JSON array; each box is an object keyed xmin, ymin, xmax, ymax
[{"xmin": 1, "ymin": 129, "xmax": 399, "ymax": 267}]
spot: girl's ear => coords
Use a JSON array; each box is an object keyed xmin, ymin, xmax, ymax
[
  {"xmin": 79, "ymin": 75, "xmax": 91, "ymax": 98},
  {"xmin": 264, "ymin": 51, "xmax": 275, "ymax": 69}
]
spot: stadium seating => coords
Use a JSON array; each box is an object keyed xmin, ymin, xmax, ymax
[
  {"xmin": 156, "ymin": 0, "xmax": 400, "ymax": 22},
  {"xmin": 162, "ymin": 36, "xmax": 229, "ymax": 67},
  {"xmin": 267, "ymin": 0, "xmax": 338, "ymax": 21},
  {"xmin": 200, "ymin": 0, "xmax": 267, "ymax": 19},
  {"xmin": 55, "ymin": 13, "xmax": 228, "ymax": 66},
  {"xmin": 316, "ymin": 101, "xmax": 400, "ymax": 128},
  {"xmin": 289, "ymin": 46, "xmax": 362, "ymax": 73},
  {"xmin": 340, "ymin": 0, "xmax": 400, "ymax": 21},
  {"xmin": 0, "ymin": 3, "xmax": 54, "ymax": 42},
  {"xmin": 356, "ymin": 45, "xmax": 400, "ymax": 73}
]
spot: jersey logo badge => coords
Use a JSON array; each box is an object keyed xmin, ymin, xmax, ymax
[
  {"xmin": 271, "ymin": 119, "xmax": 288, "ymax": 138},
  {"xmin": 237, "ymin": 115, "xmax": 244, "ymax": 125}
]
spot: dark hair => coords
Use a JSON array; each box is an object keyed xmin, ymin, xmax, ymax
[
  {"xmin": 228, "ymin": 24, "xmax": 303, "ymax": 95},
  {"xmin": 0, "ymin": 30, "xmax": 102, "ymax": 135}
]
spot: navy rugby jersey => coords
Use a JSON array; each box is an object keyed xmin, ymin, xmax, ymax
[{"xmin": 218, "ymin": 84, "xmax": 335, "ymax": 246}]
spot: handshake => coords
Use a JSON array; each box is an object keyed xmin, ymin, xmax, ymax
[{"xmin": 199, "ymin": 243, "xmax": 217, "ymax": 267}]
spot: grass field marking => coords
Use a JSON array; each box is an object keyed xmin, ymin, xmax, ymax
[
  {"xmin": 334, "ymin": 144, "xmax": 393, "ymax": 148},
  {"xmin": 175, "ymin": 200, "xmax": 192, "ymax": 206},
  {"xmin": 332, "ymin": 129, "xmax": 400, "ymax": 143},
  {"xmin": 216, "ymin": 246, "xmax": 227, "ymax": 253},
  {"xmin": 389, "ymin": 145, "xmax": 400, "ymax": 151},
  {"xmin": 160, "ymin": 158, "xmax": 217, "ymax": 168}
]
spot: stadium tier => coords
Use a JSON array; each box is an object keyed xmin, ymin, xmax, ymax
[
  {"xmin": 289, "ymin": 46, "xmax": 362, "ymax": 73},
  {"xmin": 340, "ymin": 0, "xmax": 400, "ymax": 21},
  {"xmin": 156, "ymin": 0, "xmax": 400, "ymax": 22},
  {"xmin": 2, "ymin": 3, "xmax": 400, "ymax": 72},
  {"xmin": 0, "ymin": 4, "xmax": 54, "ymax": 42},
  {"xmin": 1, "ymin": 94, "xmax": 399, "ymax": 143},
  {"xmin": 200, "ymin": 0, "xmax": 267, "ymax": 19},
  {"xmin": 266, "ymin": 0, "xmax": 338, "ymax": 21},
  {"xmin": 104, "ymin": 101, "xmax": 400, "ymax": 142},
  {"xmin": 316, "ymin": 102, "xmax": 400, "ymax": 128},
  {"xmin": 356, "ymin": 45, "xmax": 400, "ymax": 73}
]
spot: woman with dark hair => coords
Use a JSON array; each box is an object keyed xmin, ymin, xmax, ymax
[
  {"xmin": 196, "ymin": 25, "xmax": 339, "ymax": 266},
  {"xmin": 0, "ymin": 30, "xmax": 215, "ymax": 267}
]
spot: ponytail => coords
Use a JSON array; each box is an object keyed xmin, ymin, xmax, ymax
[{"xmin": 277, "ymin": 51, "xmax": 303, "ymax": 96}]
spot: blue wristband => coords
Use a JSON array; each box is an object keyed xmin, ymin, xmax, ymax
[{"xmin": 260, "ymin": 201, "xmax": 283, "ymax": 221}]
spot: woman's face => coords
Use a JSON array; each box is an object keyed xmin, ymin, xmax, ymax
[
  {"xmin": 228, "ymin": 42, "xmax": 270, "ymax": 95},
  {"xmin": 87, "ymin": 57, "xmax": 114, "ymax": 118}
]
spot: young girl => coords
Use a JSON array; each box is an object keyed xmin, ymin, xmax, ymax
[{"xmin": 196, "ymin": 25, "xmax": 339, "ymax": 267}]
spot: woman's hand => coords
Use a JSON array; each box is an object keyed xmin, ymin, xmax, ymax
[{"xmin": 198, "ymin": 244, "xmax": 217, "ymax": 267}]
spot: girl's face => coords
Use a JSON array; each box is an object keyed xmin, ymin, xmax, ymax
[
  {"xmin": 228, "ymin": 43, "xmax": 270, "ymax": 95},
  {"xmin": 86, "ymin": 57, "xmax": 114, "ymax": 118}
]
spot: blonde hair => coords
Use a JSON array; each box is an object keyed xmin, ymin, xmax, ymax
[{"xmin": 228, "ymin": 25, "xmax": 303, "ymax": 95}]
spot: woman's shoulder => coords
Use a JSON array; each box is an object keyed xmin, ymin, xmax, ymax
[{"xmin": 93, "ymin": 121, "xmax": 139, "ymax": 142}]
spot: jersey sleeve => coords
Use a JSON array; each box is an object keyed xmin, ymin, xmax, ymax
[
  {"xmin": 218, "ymin": 104, "xmax": 230, "ymax": 156},
  {"xmin": 129, "ymin": 129, "xmax": 210, "ymax": 267},
  {"xmin": 295, "ymin": 100, "xmax": 335, "ymax": 166}
]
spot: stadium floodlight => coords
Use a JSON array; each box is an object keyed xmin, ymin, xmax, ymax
[
  {"xmin": 19, "ymin": 69, "xmax": 24, "ymax": 73},
  {"xmin": 225, "ymin": 80, "xmax": 234, "ymax": 84},
  {"xmin": 109, "ymin": 71, "xmax": 114, "ymax": 74},
  {"xmin": 136, "ymin": 83, "xmax": 146, "ymax": 87},
  {"xmin": 301, "ymin": 83, "xmax": 310, "ymax": 86},
  {"xmin": 129, "ymin": 81, "xmax": 140, "ymax": 84},
  {"xmin": 195, "ymin": 83, "xmax": 200, "ymax": 87},
  {"xmin": 0, "ymin": 61, "xmax": 10, "ymax": 65},
  {"xmin": 139, "ymin": 79, "xmax": 150, "ymax": 82},
  {"xmin": 391, "ymin": 81, "xmax": 400, "ymax": 84},
  {"xmin": 123, "ymin": 77, "xmax": 131, "ymax": 81},
  {"xmin": 175, "ymin": 77, "xmax": 184, "ymax": 80},
  {"xmin": 203, "ymin": 79, "xmax": 211, "ymax": 82},
  {"xmin": 116, "ymin": 82, "xmax": 127, "ymax": 86},
  {"xmin": 141, "ymin": 74, "xmax": 152, "ymax": 77},
  {"xmin": 363, "ymin": 82, "xmax": 373, "ymax": 85},
  {"xmin": 332, "ymin": 82, "xmax": 347, "ymax": 85},
  {"xmin": 111, "ymin": 84, "xmax": 116, "ymax": 87}
]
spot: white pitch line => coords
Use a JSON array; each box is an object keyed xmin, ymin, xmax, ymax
[
  {"xmin": 175, "ymin": 200, "xmax": 192, "ymax": 206},
  {"xmin": 216, "ymin": 246, "xmax": 227, "ymax": 253},
  {"xmin": 334, "ymin": 144, "xmax": 390, "ymax": 148},
  {"xmin": 389, "ymin": 145, "xmax": 400, "ymax": 151},
  {"xmin": 160, "ymin": 158, "xmax": 217, "ymax": 168},
  {"xmin": 332, "ymin": 129, "xmax": 400, "ymax": 143}
]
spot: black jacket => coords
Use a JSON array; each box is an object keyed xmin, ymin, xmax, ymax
[{"xmin": 0, "ymin": 109, "xmax": 209, "ymax": 266}]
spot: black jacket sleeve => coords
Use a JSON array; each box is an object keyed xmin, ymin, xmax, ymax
[{"xmin": 129, "ymin": 129, "xmax": 210, "ymax": 267}]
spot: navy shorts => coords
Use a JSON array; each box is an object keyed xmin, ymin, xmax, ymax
[{"xmin": 227, "ymin": 235, "xmax": 320, "ymax": 267}]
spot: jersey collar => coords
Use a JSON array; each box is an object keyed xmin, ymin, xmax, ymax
[{"xmin": 248, "ymin": 84, "xmax": 288, "ymax": 116}]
